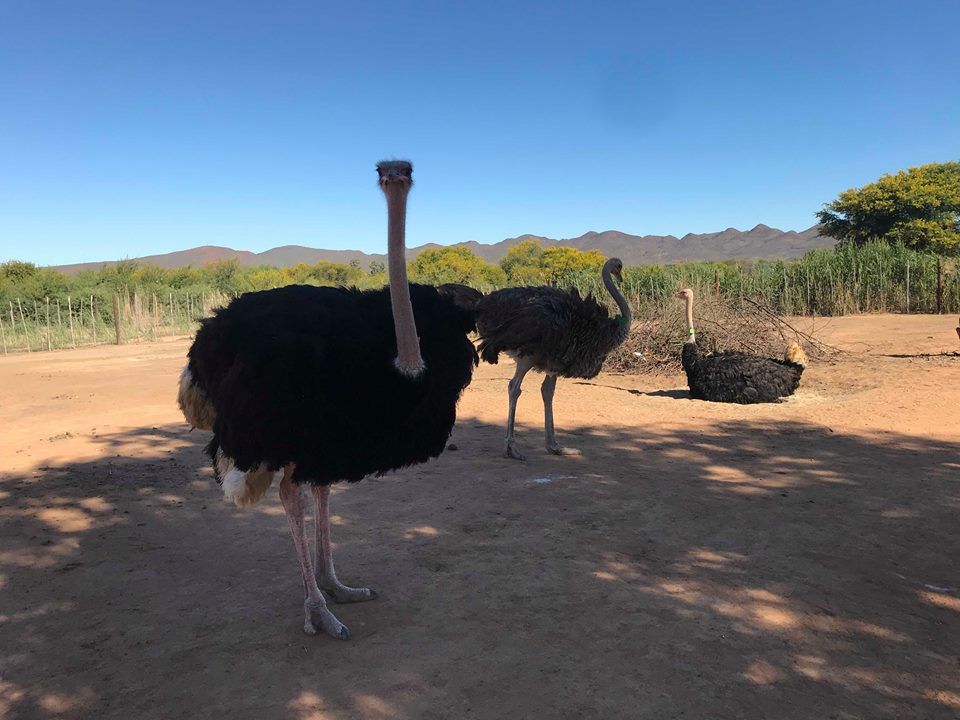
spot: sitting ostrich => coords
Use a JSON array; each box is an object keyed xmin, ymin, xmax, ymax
[
  {"xmin": 675, "ymin": 287, "xmax": 807, "ymax": 403},
  {"xmin": 177, "ymin": 161, "xmax": 478, "ymax": 639},
  {"xmin": 474, "ymin": 258, "xmax": 631, "ymax": 460}
]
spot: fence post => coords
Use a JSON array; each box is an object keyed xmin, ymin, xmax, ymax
[
  {"xmin": 0, "ymin": 315, "xmax": 6, "ymax": 354},
  {"xmin": 68, "ymin": 296, "xmax": 77, "ymax": 347},
  {"xmin": 9, "ymin": 302, "xmax": 17, "ymax": 352},
  {"xmin": 905, "ymin": 261, "xmax": 910, "ymax": 313},
  {"xmin": 936, "ymin": 257, "xmax": 943, "ymax": 314},
  {"xmin": 90, "ymin": 295, "xmax": 97, "ymax": 343},
  {"xmin": 113, "ymin": 294, "xmax": 122, "ymax": 345},
  {"xmin": 45, "ymin": 297, "xmax": 52, "ymax": 351},
  {"xmin": 151, "ymin": 294, "xmax": 158, "ymax": 340},
  {"xmin": 17, "ymin": 298, "xmax": 30, "ymax": 352}
]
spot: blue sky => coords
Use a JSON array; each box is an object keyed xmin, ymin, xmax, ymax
[{"xmin": 1, "ymin": 1, "xmax": 958, "ymax": 266}]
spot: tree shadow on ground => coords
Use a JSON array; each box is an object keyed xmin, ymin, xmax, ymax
[
  {"xmin": 881, "ymin": 352, "xmax": 960, "ymax": 359},
  {"xmin": 636, "ymin": 388, "xmax": 691, "ymax": 399},
  {"xmin": 0, "ymin": 417, "xmax": 958, "ymax": 719},
  {"xmin": 573, "ymin": 380, "xmax": 693, "ymax": 400}
]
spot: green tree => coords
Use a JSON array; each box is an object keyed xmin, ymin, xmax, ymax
[
  {"xmin": 500, "ymin": 239, "xmax": 607, "ymax": 284},
  {"xmin": 409, "ymin": 246, "xmax": 505, "ymax": 288},
  {"xmin": 500, "ymin": 238, "xmax": 545, "ymax": 284},
  {"xmin": 540, "ymin": 246, "xmax": 606, "ymax": 281},
  {"xmin": 817, "ymin": 161, "xmax": 960, "ymax": 254},
  {"xmin": 200, "ymin": 259, "xmax": 244, "ymax": 294},
  {"xmin": 1, "ymin": 260, "xmax": 39, "ymax": 282}
]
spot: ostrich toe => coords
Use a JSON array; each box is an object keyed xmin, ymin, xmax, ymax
[
  {"xmin": 323, "ymin": 584, "xmax": 378, "ymax": 604},
  {"xmin": 504, "ymin": 442, "xmax": 526, "ymax": 461},
  {"xmin": 304, "ymin": 598, "xmax": 350, "ymax": 639},
  {"xmin": 547, "ymin": 444, "xmax": 582, "ymax": 456}
]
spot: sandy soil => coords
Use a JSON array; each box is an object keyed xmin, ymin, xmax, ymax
[{"xmin": 0, "ymin": 314, "xmax": 958, "ymax": 720}]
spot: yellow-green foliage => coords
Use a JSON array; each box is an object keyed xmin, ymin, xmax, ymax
[
  {"xmin": 409, "ymin": 246, "xmax": 505, "ymax": 289},
  {"xmin": 2, "ymin": 239, "xmax": 959, "ymax": 354},
  {"xmin": 817, "ymin": 161, "xmax": 960, "ymax": 254},
  {"xmin": 500, "ymin": 239, "xmax": 605, "ymax": 284}
]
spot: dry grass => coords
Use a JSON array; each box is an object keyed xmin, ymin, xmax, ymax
[{"xmin": 605, "ymin": 296, "xmax": 839, "ymax": 375}]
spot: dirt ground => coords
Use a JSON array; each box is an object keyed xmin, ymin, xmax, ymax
[{"xmin": 1, "ymin": 314, "xmax": 958, "ymax": 720}]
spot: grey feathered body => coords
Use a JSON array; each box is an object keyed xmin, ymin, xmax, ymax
[
  {"xmin": 475, "ymin": 286, "xmax": 629, "ymax": 378},
  {"xmin": 681, "ymin": 342, "xmax": 804, "ymax": 404}
]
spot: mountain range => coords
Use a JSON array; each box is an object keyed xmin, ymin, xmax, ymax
[{"xmin": 51, "ymin": 224, "xmax": 832, "ymax": 273}]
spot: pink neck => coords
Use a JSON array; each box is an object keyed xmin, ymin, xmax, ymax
[{"xmin": 384, "ymin": 184, "xmax": 424, "ymax": 376}]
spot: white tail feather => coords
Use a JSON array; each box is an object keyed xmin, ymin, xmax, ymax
[{"xmin": 215, "ymin": 449, "xmax": 278, "ymax": 507}]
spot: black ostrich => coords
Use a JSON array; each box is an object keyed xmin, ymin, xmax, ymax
[
  {"xmin": 675, "ymin": 288, "xmax": 807, "ymax": 404},
  {"xmin": 177, "ymin": 161, "xmax": 478, "ymax": 639},
  {"xmin": 474, "ymin": 258, "xmax": 631, "ymax": 459}
]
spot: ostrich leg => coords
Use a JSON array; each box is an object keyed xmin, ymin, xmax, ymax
[
  {"xmin": 504, "ymin": 356, "xmax": 534, "ymax": 460},
  {"xmin": 313, "ymin": 485, "xmax": 377, "ymax": 603},
  {"xmin": 542, "ymin": 374, "xmax": 581, "ymax": 456},
  {"xmin": 278, "ymin": 466, "xmax": 350, "ymax": 639}
]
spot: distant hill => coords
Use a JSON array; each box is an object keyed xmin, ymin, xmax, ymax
[{"xmin": 51, "ymin": 224, "xmax": 833, "ymax": 273}]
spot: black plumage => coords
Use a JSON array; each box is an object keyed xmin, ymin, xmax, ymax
[
  {"xmin": 676, "ymin": 288, "xmax": 806, "ymax": 404},
  {"xmin": 177, "ymin": 160, "xmax": 481, "ymax": 640},
  {"xmin": 473, "ymin": 258, "xmax": 631, "ymax": 458},
  {"xmin": 681, "ymin": 343, "xmax": 805, "ymax": 404},
  {"xmin": 188, "ymin": 282, "xmax": 478, "ymax": 484},
  {"xmin": 476, "ymin": 284, "xmax": 629, "ymax": 378}
]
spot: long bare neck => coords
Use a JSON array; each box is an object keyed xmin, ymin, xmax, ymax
[
  {"xmin": 385, "ymin": 184, "xmax": 424, "ymax": 376},
  {"xmin": 602, "ymin": 266, "xmax": 631, "ymax": 326},
  {"xmin": 684, "ymin": 295, "xmax": 696, "ymax": 343}
]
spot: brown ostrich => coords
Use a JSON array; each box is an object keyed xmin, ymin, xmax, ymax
[{"xmin": 473, "ymin": 258, "xmax": 631, "ymax": 459}]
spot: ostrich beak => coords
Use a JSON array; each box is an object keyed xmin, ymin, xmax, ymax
[{"xmin": 377, "ymin": 160, "xmax": 413, "ymax": 189}]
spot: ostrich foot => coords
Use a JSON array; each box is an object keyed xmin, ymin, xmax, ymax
[
  {"xmin": 504, "ymin": 442, "xmax": 526, "ymax": 461},
  {"xmin": 546, "ymin": 444, "xmax": 581, "ymax": 456},
  {"xmin": 322, "ymin": 582, "xmax": 378, "ymax": 604},
  {"xmin": 303, "ymin": 597, "xmax": 350, "ymax": 639}
]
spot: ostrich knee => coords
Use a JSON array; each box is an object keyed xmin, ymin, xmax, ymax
[
  {"xmin": 542, "ymin": 374, "xmax": 580, "ymax": 456},
  {"xmin": 541, "ymin": 374, "xmax": 559, "ymax": 449},
  {"xmin": 504, "ymin": 359, "xmax": 533, "ymax": 460},
  {"xmin": 278, "ymin": 467, "xmax": 350, "ymax": 640},
  {"xmin": 312, "ymin": 485, "xmax": 376, "ymax": 604}
]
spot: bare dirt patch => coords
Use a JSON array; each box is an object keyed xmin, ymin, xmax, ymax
[{"xmin": 1, "ymin": 315, "xmax": 958, "ymax": 719}]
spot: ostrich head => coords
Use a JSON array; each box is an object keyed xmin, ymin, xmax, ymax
[
  {"xmin": 377, "ymin": 160, "xmax": 413, "ymax": 191},
  {"xmin": 604, "ymin": 257, "xmax": 624, "ymax": 283},
  {"xmin": 600, "ymin": 258, "xmax": 631, "ymax": 328},
  {"xmin": 376, "ymin": 159, "xmax": 424, "ymax": 377},
  {"xmin": 674, "ymin": 288, "xmax": 694, "ymax": 302}
]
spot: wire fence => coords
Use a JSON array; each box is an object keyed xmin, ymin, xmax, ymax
[
  {"xmin": 1, "ymin": 242, "xmax": 957, "ymax": 356},
  {"xmin": 0, "ymin": 290, "xmax": 229, "ymax": 355}
]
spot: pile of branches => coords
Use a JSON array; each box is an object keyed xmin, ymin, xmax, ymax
[{"xmin": 604, "ymin": 296, "xmax": 839, "ymax": 375}]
